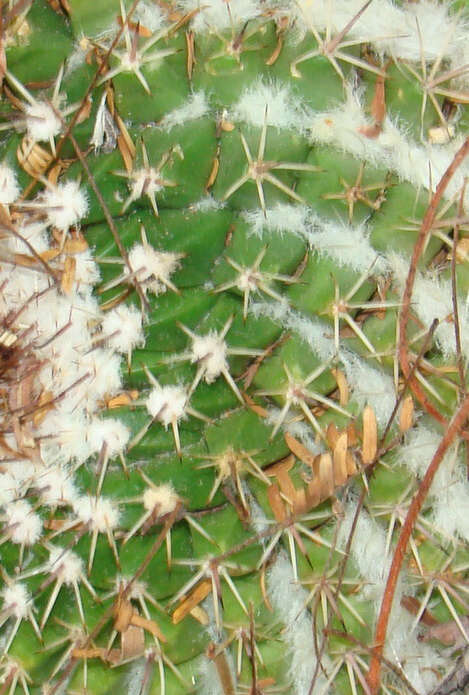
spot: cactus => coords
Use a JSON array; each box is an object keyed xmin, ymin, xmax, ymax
[{"xmin": 1, "ymin": 1, "xmax": 469, "ymax": 694}]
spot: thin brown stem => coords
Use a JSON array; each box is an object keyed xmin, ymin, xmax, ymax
[
  {"xmin": 399, "ymin": 137, "xmax": 469, "ymax": 425},
  {"xmin": 64, "ymin": 129, "xmax": 149, "ymax": 312},
  {"xmin": 367, "ymin": 395, "xmax": 469, "ymax": 694},
  {"xmin": 451, "ymin": 180, "xmax": 467, "ymax": 396}
]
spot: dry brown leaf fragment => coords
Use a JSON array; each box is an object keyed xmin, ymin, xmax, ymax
[
  {"xmin": 32, "ymin": 390, "xmax": 55, "ymax": 426},
  {"xmin": 316, "ymin": 452, "xmax": 334, "ymax": 500},
  {"xmin": 399, "ymin": 394, "xmax": 414, "ymax": 432},
  {"xmin": 333, "ymin": 431, "xmax": 348, "ymax": 487},
  {"xmin": 185, "ymin": 30, "xmax": 195, "ymax": 80},
  {"xmin": 152, "ymin": 0, "xmax": 184, "ymax": 21},
  {"xmin": 71, "ymin": 647, "xmax": 107, "ymax": 660},
  {"xmin": 401, "ymin": 595, "xmax": 438, "ymax": 627},
  {"xmin": 167, "ymin": 7, "xmax": 201, "ymax": 36},
  {"xmin": 220, "ymin": 118, "xmax": 235, "ymax": 132},
  {"xmin": 46, "ymin": 0, "xmax": 71, "ymax": 16},
  {"xmin": 362, "ymin": 405, "xmax": 377, "ymax": 464},
  {"xmin": 331, "ymin": 367, "xmax": 349, "ymax": 405},
  {"xmin": 284, "ymin": 432, "xmax": 316, "ymax": 467},
  {"xmin": 116, "ymin": 15, "xmax": 152, "ymax": 37},
  {"xmin": 17, "ymin": 137, "xmax": 52, "ymax": 177},
  {"xmin": 449, "ymin": 237, "xmax": 469, "ymax": 262},
  {"xmin": 47, "ymin": 162, "xmax": 64, "ymax": 186},
  {"xmin": 274, "ymin": 467, "xmax": 297, "ymax": 508},
  {"xmin": 75, "ymin": 95, "xmax": 92, "ymax": 125},
  {"xmin": 267, "ymin": 482, "xmax": 286, "ymax": 523},
  {"xmin": 172, "ymin": 579, "xmax": 212, "ymax": 624},
  {"xmin": 113, "ymin": 594, "xmax": 166, "ymax": 642},
  {"xmin": 189, "ymin": 605, "xmax": 209, "ymax": 625},
  {"xmin": 326, "ymin": 422, "xmax": 339, "ymax": 447},
  {"xmin": 61, "ymin": 232, "xmax": 89, "ymax": 254},
  {"xmin": 345, "ymin": 450, "xmax": 358, "ymax": 477},
  {"xmin": 265, "ymin": 15, "xmax": 290, "ymax": 66},
  {"xmin": 243, "ymin": 392, "xmax": 269, "ymax": 418},
  {"xmin": 115, "ymin": 114, "xmax": 136, "ymax": 173},
  {"xmin": 347, "ymin": 421, "xmax": 359, "ymax": 446},
  {"xmin": 60, "ymin": 255, "xmax": 76, "ymax": 295},
  {"xmin": 305, "ymin": 472, "xmax": 321, "ymax": 510},
  {"xmin": 358, "ymin": 62, "xmax": 387, "ymax": 139},
  {"xmin": 105, "ymin": 390, "xmax": 139, "ymax": 409},
  {"xmin": 420, "ymin": 616, "xmax": 469, "ymax": 646},
  {"xmin": 206, "ymin": 642, "xmax": 236, "ymax": 695},
  {"xmin": 118, "ymin": 622, "xmax": 146, "ymax": 661},
  {"xmin": 13, "ymin": 252, "xmax": 43, "ymax": 268},
  {"xmin": 205, "ymin": 148, "xmax": 220, "ymax": 191}
]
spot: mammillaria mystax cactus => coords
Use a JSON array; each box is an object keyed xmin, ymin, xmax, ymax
[{"xmin": 1, "ymin": 1, "xmax": 469, "ymax": 694}]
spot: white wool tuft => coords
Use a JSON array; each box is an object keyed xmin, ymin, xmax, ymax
[
  {"xmin": 74, "ymin": 495, "xmax": 119, "ymax": 532},
  {"xmin": 127, "ymin": 243, "xmax": 182, "ymax": 296},
  {"xmin": 6, "ymin": 220, "xmax": 49, "ymax": 256},
  {"xmin": 35, "ymin": 466, "xmax": 77, "ymax": 507},
  {"xmin": 196, "ymin": 654, "xmax": 233, "ymax": 695},
  {"xmin": 189, "ymin": 195, "xmax": 225, "ymax": 212},
  {"xmin": 37, "ymin": 411, "xmax": 93, "ymax": 466},
  {"xmin": 386, "ymin": 600, "xmax": 448, "ymax": 692},
  {"xmin": 296, "ymin": 0, "xmax": 468, "ymax": 65},
  {"xmin": 267, "ymin": 553, "xmax": 331, "ymax": 693},
  {"xmin": 133, "ymin": 0, "xmax": 165, "ymax": 33},
  {"xmin": 389, "ymin": 253, "xmax": 469, "ymax": 358},
  {"xmin": 124, "ymin": 659, "xmax": 150, "ymax": 695},
  {"xmin": 5, "ymin": 500, "xmax": 42, "ymax": 545},
  {"xmin": 190, "ymin": 332, "xmax": 228, "ymax": 382},
  {"xmin": 101, "ymin": 303, "xmax": 144, "ymax": 354},
  {"xmin": 284, "ymin": 420, "xmax": 323, "ymax": 456},
  {"xmin": 432, "ymin": 478, "xmax": 469, "ymax": 543},
  {"xmin": 250, "ymin": 300, "xmax": 335, "ymax": 363},
  {"xmin": 242, "ymin": 202, "xmax": 309, "ymax": 238},
  {"xmin": 398, "ymin": 425, "xmax": 444, "ymax": 480},
  {"xmin": 9, "ymin": 460, "xmax": 35, "ymax": 487},
  {"xmin": 120, "ymin": 577, "xmax": 149, "ymax": 601},
  {"xmin": 341, "ymin": 353, "xmax": 396, "ymax": 426},
  {"xmin": 146, "ymin": 384, "xmax": 187, "ymax": 427},
  {"xmin": 42, "ymin": 180, "xmax": 88, "ymax": 232},
  {"xmin": 0, "ymin": 163, "xmax": 20, "ymax": 204},
  {"xmin": 308, "ymin": 86, "xmax": 377, "ymax": 154},
  {"xmin": 0, "ymin": 474, "xmax": 17, "ymax": 507},
  {"xmin": 48, "ymin": 546, "xmax": 83, "ymax": 584},
  {"xmin": 24, "ymin": 101, "xmax": 62, "ymax": 142},
  {"xmin": 308, "ymin": 87, "xmax": 469, "ymax": 206},
  {"xmin": 1, "ymin": 583, "xmax": 31, "ymax": 619},
  {"xmin": 180, "ymin": 0, "xmax": 260, "ymax": 32},
  {"xmin": 65, "ymin": 41, "xmax": 88, "ymax": 76},
  {"xmin": 338, "ymin": 501, "xmax": 391, "ymax": 597},
  {"xmin": 159, "ymin": 91, "xmax": 210, "ymax": 130},
  {"xmin": 74, "ymin": 350, "xmax": 123, "ymax": 410},
  {"xmin": 86, "ymin": 417, "xmax": 130, "ymax": 457},
  {"xmin": 21, "ymin": 292, "xmax": 98, "ymax": 358},
  {"xmin": 232, "ymin": 79, "xmax": 309, "ymax": 131},
  {"xmin": 142, "ymin": 483, "xmax": 180, "ymax": 515},
  {"xmin": 129, "ymin": 168, "xmax": 164, "ymax": 202},
  {"xmin": 73, "ymin": 249, "xmax": 101, "ymax": 289},
  {"xmin": 249, "ymin": 298, "xmax": 288, "ymax": 324},
  {"xmin": 306, "ymin": 213, "xmax": 388, "ymax": 274},
  {"xmin": 400, "ymin": 424, "xmax": 469, "ymax": 539}
]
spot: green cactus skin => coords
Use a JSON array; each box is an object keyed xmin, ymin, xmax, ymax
[{"xmin": 1, "ymin": 2, "xmax": 469, "ymax": 694}]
